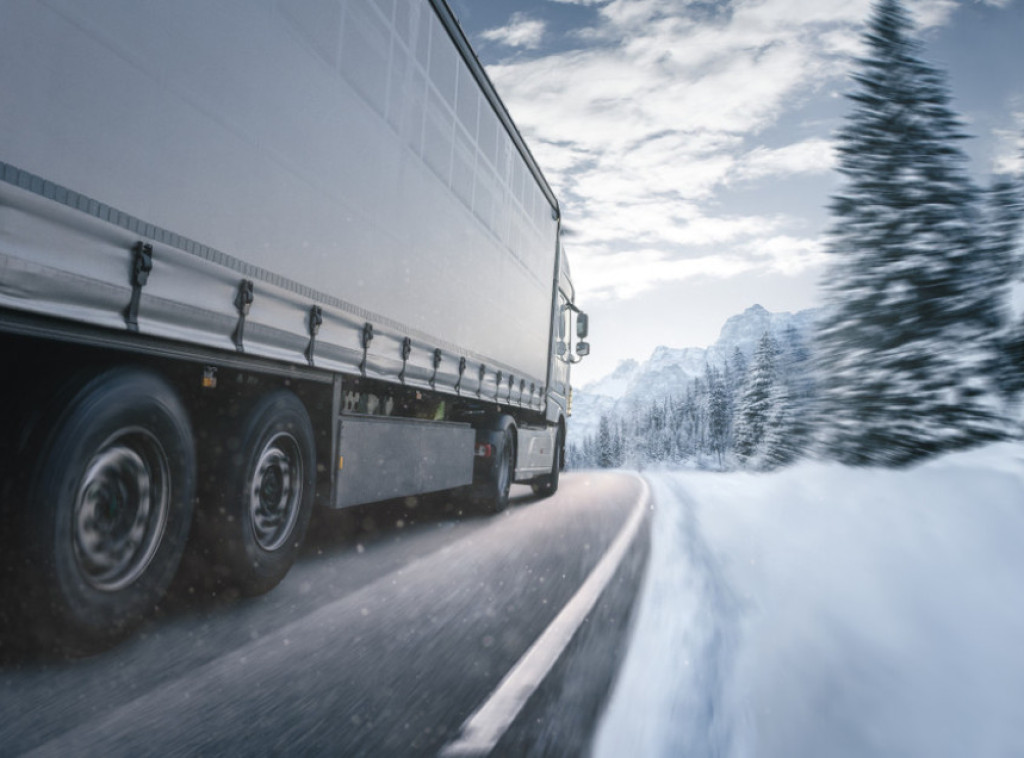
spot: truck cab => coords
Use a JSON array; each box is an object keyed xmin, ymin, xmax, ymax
[{"xmin": 548, "ymin": 244, "xmax": 590, "ymax": 426}]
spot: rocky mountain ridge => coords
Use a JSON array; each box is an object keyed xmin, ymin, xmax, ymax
[{"xmin": 569, "ymin": 304, "xmax": 821, "ymax": 440}]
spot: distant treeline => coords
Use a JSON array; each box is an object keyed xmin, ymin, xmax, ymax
[{"xmin": 569, "ymin": 328, "xmax": 814, "ymax": 471}]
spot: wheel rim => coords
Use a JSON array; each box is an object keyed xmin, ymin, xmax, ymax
[
  {"xmin": 73, "ymin": 429, "xmax": 171, "ymax": 592},
  {"xmin": 249, "ymin": 432, "xmax": 303, "ymax": 552}
]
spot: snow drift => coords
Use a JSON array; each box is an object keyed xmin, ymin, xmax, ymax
[{"xmin": 595, "ymin": 443, "xmax": 1024, "ymax": 757}]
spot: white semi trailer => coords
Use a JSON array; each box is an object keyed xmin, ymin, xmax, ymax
[{"xmin": 0, "ymin": 0, "xmax": 589, "ymax": 648}]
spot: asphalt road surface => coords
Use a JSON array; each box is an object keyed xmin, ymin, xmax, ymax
[{"xmin": 0, "ymin": 471, "xmax": 650, "ymax": 757}]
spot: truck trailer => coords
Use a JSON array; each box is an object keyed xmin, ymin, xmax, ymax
[{"xmin": 0, "ymin": 0, "xmax": 589, "ymax": 648}]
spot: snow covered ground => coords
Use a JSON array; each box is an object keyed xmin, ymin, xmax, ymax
[{"xmin": 594, "ymin": 443, "xmax": 1024, "ymax": 757}]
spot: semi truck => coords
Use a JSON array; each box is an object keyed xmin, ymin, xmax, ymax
[{"xmin": 0, "ymin": 0, "xmax": 589, "ymax": 648}]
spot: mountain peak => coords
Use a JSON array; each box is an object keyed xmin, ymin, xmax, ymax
[
  {"xmin": 611, "ymin": 358, "xmax": 639, "ymax": 376},
  {"xmin": 581, "ymin": 358, "xmax": 641, "ymax": 399},
  {"xmin": 570, "ymin": 304, "xmax": 822, "ymax": 437},
  {"xmin": 715, "ymin": 303, "xmax": 816, "ymax": 351}
]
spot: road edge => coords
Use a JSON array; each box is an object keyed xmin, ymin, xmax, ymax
[{"xmin": 440, "ymin": 474, "xmax": 652, "ymax": 757}]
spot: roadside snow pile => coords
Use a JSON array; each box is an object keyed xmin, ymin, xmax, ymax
[{"xmin": 594, "ymin": 443, "xmax": 1024, "ymax": 758}]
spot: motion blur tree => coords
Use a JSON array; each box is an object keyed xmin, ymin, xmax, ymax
[
  {"xmin": 816, "ymin": 0, "xmax": 1007, "ymax": 465},
  {"xmin": 985, "ymin": 174, "xmax": 1024, "ymax": 396}
]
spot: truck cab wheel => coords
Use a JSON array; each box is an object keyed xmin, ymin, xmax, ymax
[
  {"xmin": 16, "ymin": 368, "xmax": 196, "ymax": 652},
  {"xmin": 471, "ymin": 423, "xmax": 515, "ymax": 514},
  {"xmin": 193, "ymin": 390, "xmax": 316, "ymax": 597},
  {"xmin": 531, "ymin": 426, "xmax": 563, "ymax": 498}
]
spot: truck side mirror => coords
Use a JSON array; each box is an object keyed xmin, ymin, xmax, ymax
[
  {"xmin": 576, "ymin": 312, "xmax": 589, "ymax": 339},
  {"xmin": 576, "ymin": 341, "xmax": 590, "ymax": 357}
]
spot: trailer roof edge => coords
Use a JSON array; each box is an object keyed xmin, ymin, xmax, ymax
[{"xmin": 428, "ymin": 0, "xmax": 561, "ymax": 221}]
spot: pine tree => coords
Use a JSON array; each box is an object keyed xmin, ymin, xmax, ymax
[
  {"xmin": 596, "ymin": 414, "xmax": 615, "ymax": 468},
  {"xmin": 762, "ymin": 381, "xmax": 795, "ymax": 469},
  {"xmin": 676, "ymin": 391, "xmax": 698, "ymax": 460},
  {"xmin": 566, "ymin": 441, "xmax": 583, "ymax": 470},
  {"xmin": 778, "ymin": 323, "xmax": 814, "ymax": 458},
  {"xmin": 730, "ymin": 346, "xmax": 748, "ymax": 390},
  {"xmin": 984, "ymin": 174, "xmax": 1024, "ymax": 396},
  {"xmin": 611, "ymin": 416, "xmax": 626, "ymax": 468},
  {"xmin": 816, "ymin": 0, "xmax": 1006, "ymax": 465},
  {"xmin": 706, "ymin": 365, "xmax": 730, "ymax": 466},
  {"xmin": 734, "ymin": 332, "xmax": 779, "ymax": 464}
]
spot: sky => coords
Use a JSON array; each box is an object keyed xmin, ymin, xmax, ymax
[{"xmin": 445, "ymin": 0, "xmax": 1024, "ymax": 385}]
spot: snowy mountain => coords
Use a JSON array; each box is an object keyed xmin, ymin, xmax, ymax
[
  {"xmin": 709, "ymin": 303, "xmax": 819, "ymax": 367},
  {"xmin": 569, "ymin": 304, "xmax": 821, "ymax": 441},
  {"xmin": 581, "ymin": 358, "xmax": 641, "ymax": 399}
]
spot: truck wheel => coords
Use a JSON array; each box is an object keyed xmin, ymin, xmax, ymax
[
  {"xmin": 19, "ymin": 368, "xmax": 196, "ymax": 651},
  {"xmin": 473, "ymin": 424, "xmax": 515, "ymax": 513},
  {"xmin": 531, "ymin": 427, "xmax": 563, "ymax": 497},
  {"xmin": 195, "ymin": 390, "xmax": 315, "ymax": 596}
]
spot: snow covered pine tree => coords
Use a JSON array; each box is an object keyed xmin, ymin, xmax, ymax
[
  {"xmin": 734, "ymin": 332, "xmax": 782, "ymax": 467},
  {"xmin": 816, "ymin": 0, "xmax": 1007, "ymax": 465},
  {"xmin": 706, "ymin": 365, "xmax": 731, "ymax": 466}
]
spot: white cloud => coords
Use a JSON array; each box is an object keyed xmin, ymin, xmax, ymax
[
  {"xmin": 992, "ymin": 109, "xmax": 1024, "ymax": 175},
  {"xmin": 745, "ymin": 234, "xmax": 828, "ymax": 275},
  {"xmin": 481, "ymin": 13, "xmax": 546, "ymax": 50},
  {"xmin": 572, "ymin": 247, "xmax": 759, "ymax": 300},
  {"xmin": 734, "ymin": 0, "xmax": 872, "ymax": 29},
  {"xmin": 905, "ymin": 0, "xmax": 959, "ymax": 28},
  {"xmin": 568, "ymin": 223, "xmax": 826, "ymax": 301},
  {"xmin": 733, "ymin": 138, "xmax": 836, "ymax": 182},
  {"xmin": 663, "ymin": 214, "xmax": 789, "ymax": 247},
  {"xmin": 479, "ymin": 0, "xmax": 975, "ymax": 304}
]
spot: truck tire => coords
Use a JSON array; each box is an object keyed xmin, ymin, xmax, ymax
[
  {"xmin": 194, "ymin": 390, "xmax": 315, "ymax": 596},
  {"xmin": 531, "ymin": 426, "xmax": 563, "ymax": 497},
  {"xmin": 472, "ymin": 422, "xmax": 515, "ymax": 514},
  {"xmin": 17, "ymin": 367, "xmax": 196, "ymax": 652}
]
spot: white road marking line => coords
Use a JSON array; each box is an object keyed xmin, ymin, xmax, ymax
[{"xmin": 440, "ymin": 476, "xmax": 651, "ymax": 757}]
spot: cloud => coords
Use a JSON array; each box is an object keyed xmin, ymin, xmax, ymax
[
  {"xmin": 569, "ymin": 225, "xmax": 826, "ymax": 301},
  {"xmin": 481, "ymin": 13, "xmax": 546, "ymax": 49},
  {"xmin": 745, "ymin": 234, "xmax": 828, "ymax": 274},
  {"xmin": 992, "ymin": 107, "xmax": 1024, "ymax": 175},
  {"xmin": 733, "ymin": 138, "xmax": 836, "ymax": 182},
  {"xmin": 477, "ymin": 0, "xmax": 972, "ymax": 303},
  {"xmin": 571, "ymin": 247, "xmax": 759, "ymax": 300},
  {"xmin": 905, "ymin": 0, "xmax": 959, "ymax": 28}
]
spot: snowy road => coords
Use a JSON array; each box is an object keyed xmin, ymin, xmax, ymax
[
  {"xmin": 596, "ymin": 444, "xmax": 1024, "ymax": 758},
  {"xmin": 0, "ymin": 473, "xmax": 650, "ymax": 757},
  {"xmin": 7, "ymin": 446, "xmax": 1022, "ymax": 757}
]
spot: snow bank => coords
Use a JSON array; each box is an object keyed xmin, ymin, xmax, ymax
[{"xmin": 594, "ymin": 443, "xmax": 1024, "ymax": 757}]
